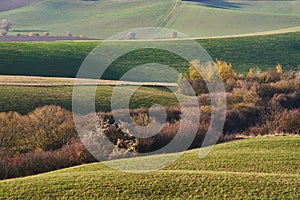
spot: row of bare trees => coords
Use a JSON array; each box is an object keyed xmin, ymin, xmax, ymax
[{"xmin": 0, "ymin": 19, "xmax": 12, "ymax": 36}]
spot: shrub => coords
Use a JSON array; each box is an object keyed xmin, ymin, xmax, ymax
[
  {"xmin": 190, "ymin": 79, "xmax": 209, "ymax": 95},
  {"xmin": 258, "ymin": 68, "xmax": 281, "ymax": 83},
  {"xmin": 215, "ymin": 60, "xmax": 235, "ymax": 81},
  {"xmin": 224, "ymin": 78, "xmax": 237, "ymax": 92},
  {"xmin": 259, "ymin": 101, "xmax": 284, "ymax": 134},
  {"xmin": 0, "ymin": 106, "xmax": 77, "ymax": 153},
  {"xmin": 248, "ymin": 125, "xmax": 270, "ymax": 136},
  {"xmin": 232, "ymin": 86, "xmax": 260, "ymax": 107},
  {"xmin": 197, "ymin": 94, "xmax": 211, "ymax": 106},
  {"xmin": 28, "ymin": 32, "xmax": 35, "ymax": 37},
  {"xmin": 0, "ymin": 141, "xmax": 96, "ymax": 180},
  {"xmin": 66, "ymin": 32, "xmax": 73, "ymax": 37},
  {"xmin": 224, "ymin": 106, "xmax": 262, "ymax": 134},
  {"xmin": 126, "ymin": 32, "xmax": 136, "ymax": 40},
  {"xmin": 188, "ymin": 60, "xmax": 220, "ymax": 82},
  {"xmin": 276, "ymin": 64, "xmax": 283, "ymax": 74},
  {"xmin": 180, "ymin": 60, "xmax": 235, "ymax": 96},
  {"xmin": 273, "ymin": 91, "xmax": 300, "ymax": 109},
  {"xmin": 27, "ymin": 105, "xmax": 77, "ymax": 151},
  {"xmin": 170, "ymin": 31, "xmax": 178, "ymax": 38},
  {"xmin": 189, "ymin": 59, "xmax": 203, "ymax": 81},
  {"xmin": 247, "ymin": 68, "xmax": 260, "ymax": 78},
  {"xmin": 0, "ymin": 111, "xmax": 22, "ymax": 150},
  {"xmin": 277, "ymin": 109, "xmax": 300, "ymax": 134}
]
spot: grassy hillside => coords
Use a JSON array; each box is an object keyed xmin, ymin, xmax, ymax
[
  {"xmin": 231, "ymin": 0, "xmax": 300, "ymax": 16},
  {"xmin": 168, "ymin": 0, "xmax": 300, "ymax": 37},
  {"xmin": 200, "ymin": 32, "xmax": 300, "ymax": 73},
  {"xmin": 0, "ymin": 85, "xmax": 178, "ymax": 114},
  {"xmin": 0, "ymin": 32, "xmax": 299, "ymax": 79},
  {"xmin": 0, "ymin": 136, "xmax": 299, "ymax": 199},
  {"xmin": 0, "ymin": 0, "xmax": 175, "ymax": 38},
  {"xmin": 0, "ymin": 0, "xmax": 300, "ymax": 38}
]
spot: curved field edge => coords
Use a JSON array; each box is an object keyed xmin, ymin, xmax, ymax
[{"xmin": 0, "ymin": 136, "xmax": 299, "ymax": 199}]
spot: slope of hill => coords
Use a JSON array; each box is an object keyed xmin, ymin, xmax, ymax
[
  {"xmin": 0, "ymin": 0, "xmax": 175, "ymax": 38},
  {"xmin": 168, "ymin": 0, "xmax": 300, "ymax": 37},
  {"xmin": 0, "ymin": 136, "xmax": 299, "ymax": 199},
  {"xmin": 0, "ymin": 0, "xmax": 300, "ymax": 38},
  {"xmin": 0, "ymin": 32, "xmax": 299, "ymax": 83}
]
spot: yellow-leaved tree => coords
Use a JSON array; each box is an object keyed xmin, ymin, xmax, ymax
[{"xmin": 215, "ymin": 60, "xmax": 235, "ymax": 81}]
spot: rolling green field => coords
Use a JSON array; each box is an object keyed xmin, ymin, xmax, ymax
[
  {"xmin": 0, "ymin": 32, "xmax": 299, "ymax": 79},
  {"xmin": 0, "ymin": 136, "xmax": 299, "ymax": 199},
  {"xmin": 1, "ymin": 0, "xmax": 300, "ymax": 38},
  {"xmin": 200, "ymin": 32, "xmax": 300, "ymax": 73},
  {"xmin": 0, "ymin": 85, "xmax": 178, "ymax": 114},
  {"xmin": 0, "ymin": 32, "xmax": 299, "ymax": 113},
  {"xmin": 0, "ymin": 1, "xmax": 299, "ymax": 199}
]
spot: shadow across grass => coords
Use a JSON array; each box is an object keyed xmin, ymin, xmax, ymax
[{"xmin": 183, "ymin": 0, "xmax": 245, "ymax": 9}]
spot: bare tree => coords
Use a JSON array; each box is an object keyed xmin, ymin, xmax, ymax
[
  {"xmin": 170, "ymin": 31, "xmax": 178, "ymax": 39},
  {"xmin": 126, "ymin": 32, "xmax": 136, "ymax": 40},
  {"xmin": 1, "ymin": 19, "xmax": 12, "ymax": 31},
  {"xmin": 66, "ymin": 32, "xmax": 73, "ymax": 37}
]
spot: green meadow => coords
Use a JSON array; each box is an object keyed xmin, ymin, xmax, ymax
[
  {"xmin": 0, "ymin": 32, "xmax": 299, "ymax": 79},
  {"xmin": 0, "ymin": 85, "xmax": 178, "ymax": 114},
  {"xmin": 0, "ymin": 136, "xmax": 299, "ymax": 199},
  {"xmin": 0, "ymin": 32, "xmax": 299, "ymax": 114},
  {"xmin": 0, "ymin": 1, "xmax": 299, "ymax": 199}
]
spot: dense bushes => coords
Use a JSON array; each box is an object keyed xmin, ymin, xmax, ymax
[
  {"xmin": 178, "ymin": 60, "xmax": 300, "ymax": 137},
  {"xmin": 0, "ymin": 106, "xmax": 89, "ymax": 179},
  {"xmin": 277, "ymin": 109, "xmax": 300, "ymax": 134},
  {"xmin": 0, "ymin": 141, "xmax": 96, "ymax": 180},
  {"xmin": 1, "ymin": 62, "xmax": 300, "ymax": 180},
  {"xmin": 0, "ymin": 105, "xmax": 77, "ymax": 154}
]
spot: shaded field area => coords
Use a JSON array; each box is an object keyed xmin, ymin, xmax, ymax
[
  {"xmin": 0, "ymin": 136, "xmax": 299, "ymax": 199},
  {"xmin": 0, "ymin": 32, "xmax": 299, "ymax": 79}
]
